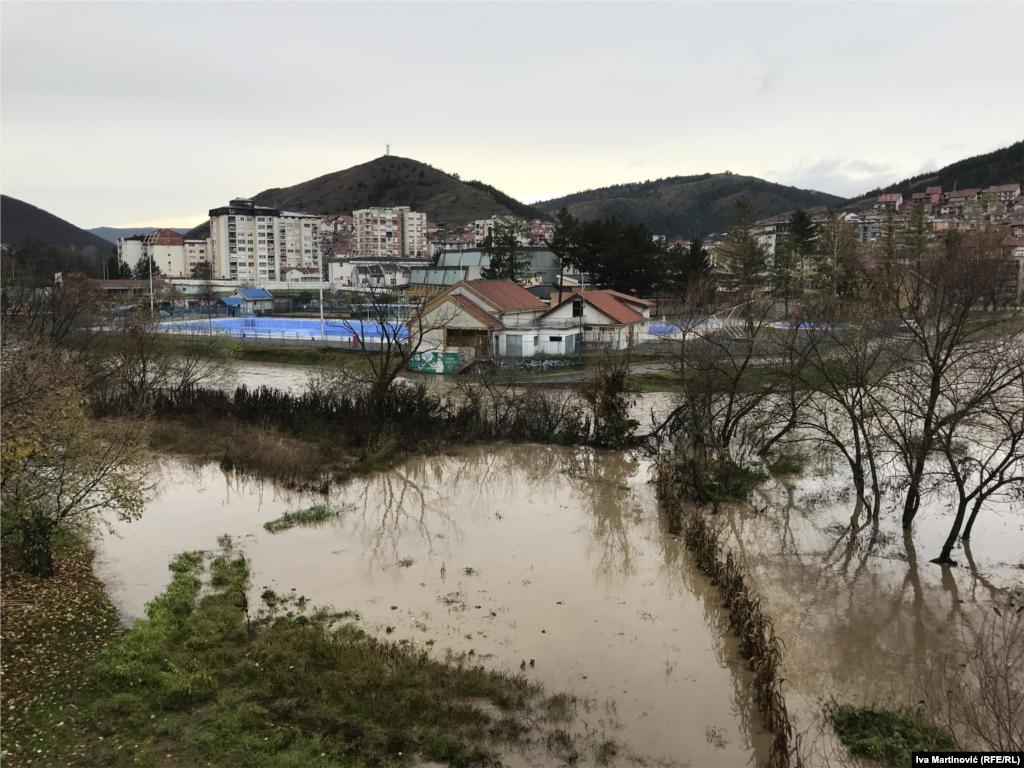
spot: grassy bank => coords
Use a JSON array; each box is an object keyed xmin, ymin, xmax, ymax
[
  {"xmin": 0, "ymin": 539, "xmax": 121, "ymax": 764},
  {"xmin": 1, "ymin": 538, "xmax": 604, "ymax": 767}
]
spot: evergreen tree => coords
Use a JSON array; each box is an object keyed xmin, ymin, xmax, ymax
[
  {"xmin": 717, "ymin": 199, "xmax": 766, "ymax": 290},
  {"xmin": 547, "ymin": 209, "xmax": 579, "ymax": 302},
  {"xmin": 480, "ymin": 218, "xmax": 532, "ymax": 284},
  {"xmin": 105, "ymin": 255, "xmax": 132, "ymax": 279},
  {"xmin": 132, "ymin": 256, "xmax": 161, "ymax": 281},
  {"xmin": 902, "ymin": 204, "xmax": 932, "ymax": 267}
]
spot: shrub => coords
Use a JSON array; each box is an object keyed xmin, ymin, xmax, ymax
[{"xmin": 830, "ymin": 704, "xmax": 954, "ymax": 768}]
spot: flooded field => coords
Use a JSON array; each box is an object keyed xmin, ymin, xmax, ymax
[
  {"xmin": 719, "ymin": 464, "xmax": 1023, "ymax": 751},
  {"xmin": 95, "ymin": 444, "xmax": 770, "ymax": 767}
]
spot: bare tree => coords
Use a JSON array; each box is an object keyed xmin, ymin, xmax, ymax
[
  {"xmin": 868, "ymin": 229, "xmax": 1024, "ymax": 530},
  {"xmin": 780, "ymin": 297, "xmax": 898, "ymax": 517},
  {"xmin": 931, "ymin": 371, "xmax": 1024, "ymax": 564}
]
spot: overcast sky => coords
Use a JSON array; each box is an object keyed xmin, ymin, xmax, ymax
[{"xmin": 2, "ymin": 2, "xmax": 1022, "ymax": 229}]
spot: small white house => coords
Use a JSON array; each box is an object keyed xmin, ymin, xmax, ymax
[
  {"xmin": 282, "ymin": 267, "xmax": 321, "ymax": 283},
  {"xmin": 537, "ymin": 290, "xmax": 652, "ymax": 350},
  {"xmin": 415, "ymin": 280, "xmax": 652, "ymax": 361}
]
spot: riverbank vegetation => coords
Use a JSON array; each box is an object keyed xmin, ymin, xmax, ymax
[
  {"xmin": 654, "ymin": 217, "xmax": 1024, "ymax": 565},
  {"xmin": 3, "ymin": 538, "xmax": 609, "ymax": 767}
]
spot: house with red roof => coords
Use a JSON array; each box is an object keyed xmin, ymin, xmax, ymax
[
  {"xmin": 414, "ymin": 280, "xmax": 653, "ymax": 364},
  {"xmin": 537, "ymin": 290, "xmax": 653, "ymax": 351}
]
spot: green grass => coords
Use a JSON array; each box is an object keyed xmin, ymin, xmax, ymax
[
  {"xmin": 263, "ymin": 504, "xmax": 344, "ymax": 533},
  {"xmin": 23, "ymin": 538, "xmax": 592, "ymax": 767},
  {"xmin": 831, "ymin": 704, "xmax": 955, "ymax": 768}
]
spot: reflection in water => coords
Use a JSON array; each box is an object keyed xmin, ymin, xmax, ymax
[
  {"xmin": 719, "ymin": 468, "xmax": 1022, "ymax": 755},
  {"xmin": 95, "ymin": 444, "xmax": 770, "ymax": 767}
]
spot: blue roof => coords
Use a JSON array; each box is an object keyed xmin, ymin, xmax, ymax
[
  {"xmin": 236, "ymin": 288, "xmax": 273, "ymax": 300},
  {"xmin": 221, "ymin": 297, "xmax": 244, "ymax": 306}
]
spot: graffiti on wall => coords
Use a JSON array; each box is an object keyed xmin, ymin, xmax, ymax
[{"xmin": 409, "ymin": 351, "xmax": 460, "ymax": 374}]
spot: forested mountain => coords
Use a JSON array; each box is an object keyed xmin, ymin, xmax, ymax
[
  {"xmin": 853, "ymin": 141, "xmax": 1023, "ymax": 202},
  {"xmin": 534, "ymin": 173, "xmax": 842, "ymax": 237},
  {"xmin": 252, "ymin": 156, "xmax": 548, "ymax": 227},
  {"xmin": 1, "ymin": 195, "xmax": 114, "ymax": 252}
]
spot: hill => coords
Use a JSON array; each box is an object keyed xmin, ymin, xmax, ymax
[
  {"xmin": 534, "ymin": 173, "xmax": 843, "ymax": 237},
  {"xmin": 88, "ymin": 226, "xmax": 190, "ymax": 243},
  {"xmin": 853, "ymin": 141, "xmax": 1023, "ymax": 202},
  {"xmin": 252, "ymin": 156, "xmax": 550, "ymax": 227},
  {"xmin": 1, "ymin": 195, "xmax": 114, "ymax": 252}
]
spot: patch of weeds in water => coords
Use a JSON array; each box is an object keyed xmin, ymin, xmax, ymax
[
  {"xmin": 262, "ymin": 503, "xmax": 345, "ymax": 533},
  {"xmin": 830, "ymin": 703, "xmax": 954, "ymax": 768},
  {"xmin": 53, "ymin": 537, "xmax": 609, "ymax": 767},
  {"xmin": 440, "ymin": 591, "xmax": 468, "ymax": 610},
  {"xmin": 705, "ymin": 725, "xmax": 728, "ymax": 748},
  {"xmin": 463, "ymin": 566, "xmax": 479, "ymax": 577},
  {"xmin": 595, "ymin": 738, "xmax": 619, "ymax": 766},
  {"xmin": 397, "ymin": 557, "xmax": 415, "ymax": 568}
]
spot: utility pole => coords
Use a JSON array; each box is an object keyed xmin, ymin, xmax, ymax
[
  {"xmin": 319, "ymin": 251, "xmax": 325, "ymax": 343},
  {"xmin": 144, "ymin": 230, "xmax": 156, "ymax": 315}
]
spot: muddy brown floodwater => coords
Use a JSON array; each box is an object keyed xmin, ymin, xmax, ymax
[
  {"xmin": 95, "ymin": 444, "xmax": 771, "ymax": 767},
  {"xmin": 720, "ymin": 464, "xmax": 1023, "ymax": 761}
]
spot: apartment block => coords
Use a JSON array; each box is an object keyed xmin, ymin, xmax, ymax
[
  {"xmin": 209, "ymin": 198, "xmax": 320, "ymax": 281},
  {"xmin": 116, "ymin": 229, "xmax": 188, "ymax": 276},
  {"xmin": 184, "ymin": 238, "xmax": 212, "ymax": 276},
  {"xmin": 353, "ymin": 206, "xmax": 427, "ymax": 258}
]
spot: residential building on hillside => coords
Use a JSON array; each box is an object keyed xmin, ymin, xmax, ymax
[
  {"xmin": 353, "ymin": 206, "xmax": 427, "ymax": 258},
  {"xmin": 941, "ymin": 188, "xmax": 983, "ymax": 215},
  {"xmin": 987, "ymin": 184, "xmax": 1022, "ymax": 206},
  {"xmin": 472, "ymin": 215, "xmax": 531, "ymax": 246},
  {"xmin": 208, "ymin": 198, "xmax": 320, "ymax": 282},
  {"xmin": 874, "ymin": 193, "xmax": 903, "ymax": 211}
]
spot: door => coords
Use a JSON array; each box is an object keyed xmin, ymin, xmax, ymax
[{"xmin": 506, "ymin": 334, "xmax": 522, "ymax": 357}]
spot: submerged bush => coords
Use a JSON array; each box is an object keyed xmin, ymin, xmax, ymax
[
  {"xmin": 263, "ymin": 504, "xmax": 343, "ymax": 533},
  {"xmin": 830, "ymin": 703, "xmax": 954, "ymax": 768}
]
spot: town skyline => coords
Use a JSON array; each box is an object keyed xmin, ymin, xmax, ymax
[{"xmin": 2, "ymin": 2, "xmax": 1022, "ymax": 229}]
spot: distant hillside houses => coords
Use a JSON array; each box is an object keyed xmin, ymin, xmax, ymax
[{"xmin": 755, "ymin": 182, "xmax": 1022, "ymax": 257}]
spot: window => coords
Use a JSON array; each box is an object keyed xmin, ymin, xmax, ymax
[
  {"xmin": 548, "ymin": 336, "xmax": 562, "ymax": 342},
  {"xmin": 572, "ymin": 300, "xmax": 584, "ymax": 318}
]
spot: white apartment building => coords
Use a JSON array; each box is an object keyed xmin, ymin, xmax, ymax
[
  {"xmin": 353, "ymin": 206, "xmax": 427, "ymax": 258},
  {"xmin": 116, "ymin": 229, "xmax": 188, "ymax": 276},
  {"xmin": 116, "ymin": 234, "xmax": 145, "ymax": 271},
  {"xmin": 472, "ymin": 215, "xmax": 531, "ymax": 246},
  {"xmin": 208, "ymin": 198, "xmax": 320, "ymax": 282},
  {"xmin": 184, "ymin": 238, "xmax": 212, "ymax": 276}
]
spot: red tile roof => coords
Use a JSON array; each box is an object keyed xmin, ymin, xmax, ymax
[
  {"xmin": 146, "ymin": 228, "xmax": 184, "ymax": 246},
  {"xmin": 451, "ymin": 294, "xmax": 500, "ymax": 327},
  {"xmin": 601, "ymin": 289, "xmax": 653, "ymax": 307},
  {"xmin": 925, "ymin": 186, "xmax": 943, "ymax": 195},
  {"xmin": 988, "ymin": 184, "xmax": 1021, "ymax": 194},
  {"xmin": 878, "ymin": 193, "xmax": 902, "ymax": 203},
  {"xmin": 581, "ymin": 291, "xmax": 646, "ymax": 324},
  {"xmin": 543, "ymin": 290, "xmax": 646, "ymax": 325},
  {"xmin": 946, "ymin": 188, "xmax": 982, "ymax": 199},
  {"xmin": 464, "ymin": 280, "xmax": 546, "ymax": 311}
]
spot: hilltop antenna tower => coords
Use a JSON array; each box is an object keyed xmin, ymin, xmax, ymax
[{"xmin": 386, "ymin": 143, "xmax": 390, "ymax": 156}]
